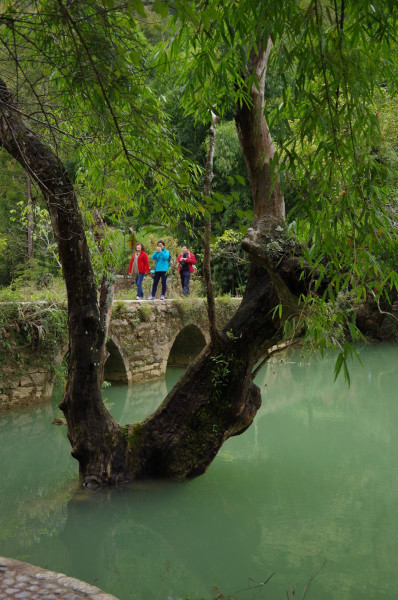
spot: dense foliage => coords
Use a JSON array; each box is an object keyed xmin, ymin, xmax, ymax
[{"xmin": 0, "ymin": 0, "xmax": 397, "ymax": 352}]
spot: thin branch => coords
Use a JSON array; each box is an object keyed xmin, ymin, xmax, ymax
[
  {"xmin": 252, "ymin": 338, "xmax": 301, "ymax": 379},
  {"xmin": 203, "ymin": 109, "xmax": 221, "ymax": 345},
  {"xmin": 91, "ymin": 209, "xmax": 115, "ymax": 384},
  {"xmin": 0, "ymin": 35, "xmax": 62, "ymax": 152},
  {"xmin": 300, "ymin": 560, "xmax": 327, "ymax": 600},
  {"xmin": 375, "ymin": 294, "xmax": 398, "ymax": 322}
]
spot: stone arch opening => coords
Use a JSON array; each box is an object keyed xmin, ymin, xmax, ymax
[
  {"xmin": 104, "ymin": 339, "xmax": 128, "ymax": 384},
  {"xmin": 167, "ymin": 324, "xmax": 207, "ymax": 368}
]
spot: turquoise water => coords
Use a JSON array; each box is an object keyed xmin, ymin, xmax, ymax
[{"xmin": 0, "ymin": 345, "xmax": 397, "ymax": 599}]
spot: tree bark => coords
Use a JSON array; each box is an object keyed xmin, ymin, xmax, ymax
[{"xmin": 235, "ymin": 37, "xmax": 285, "ymax": 235}]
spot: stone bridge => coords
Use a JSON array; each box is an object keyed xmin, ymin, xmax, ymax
[
  {"xmin": 104, "ymin": 298, "xmax": 238, "ymax": 383},
  {"xmin": 0, "ymin": 298, "xmax": 239, "ymax": 409}
]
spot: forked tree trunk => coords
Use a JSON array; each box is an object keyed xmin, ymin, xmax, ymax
[
  {"xmin": 0, "ymin": 32, "xmax": 297, "ymax": 486},
  {"xmin": 116, "ymin": 263, "xmax": 297, "ymax": 482}
]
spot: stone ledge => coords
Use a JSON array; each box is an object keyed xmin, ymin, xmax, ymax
[{"xmin": 0, "ymin": 556, "xmax": 120, "ymax": 600}]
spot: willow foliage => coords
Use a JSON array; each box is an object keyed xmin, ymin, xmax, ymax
[
  {"xmin": 160, "ymin": 0, "xmax": 397, "ymax": 287},
  {"xmin": 155, "ymin": 0, "xmax": 398, "ymax": 372},
  {"xmin": 0, "ymin": 0, "xmax": 200, "ymax": 230}
]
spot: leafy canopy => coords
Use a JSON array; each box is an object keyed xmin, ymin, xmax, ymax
[
  {"xmin": 0, "ymin": 0, "xmax": 202, "ymax": 235},
  {"xmin": 154, "ymin": 0, "xmax": 398, "ymax": 375}
]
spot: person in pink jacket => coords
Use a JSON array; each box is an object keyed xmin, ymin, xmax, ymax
[
  {"xmin": 128, "ymin": 242, "xmax": 149, "ymax": 299},
  {"xmin": 176, "ymin": 244, "xmax": 197, "ymax": 296}
]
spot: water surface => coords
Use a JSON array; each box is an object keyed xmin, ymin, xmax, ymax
[{"xmin": 0, "ymin": 345, "xmax": 397, "ymax": 600}]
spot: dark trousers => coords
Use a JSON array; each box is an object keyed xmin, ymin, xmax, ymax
[
  {"xmin": 151, "ymin": 271, "xmax": 167, "ymax": 297},
  {"xmin": 180, "ymin": 271, "xmax": 191, "ymax": 296},
  {"xmin": 135, "ymin": 273, "xmax": 145, "ymax": 297}
]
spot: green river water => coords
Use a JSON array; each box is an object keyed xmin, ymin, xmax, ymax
[{"xmin": 0, "ymin": 345, "xmax": 397, "ymax": 600}]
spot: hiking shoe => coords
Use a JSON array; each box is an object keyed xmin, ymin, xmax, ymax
[
  {"xmin": 147, "ymin": 296, "xmax": 155, "ymax": 300},
  {"xmin": 136, "ymin": 296, "xmax": 140, "ymax": 300},
  {"xmin": 160, "ymin": 295, "xmax": 165, "ymax": 300}
]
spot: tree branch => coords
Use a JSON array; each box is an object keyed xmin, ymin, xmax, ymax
[
  {"xmin": 91, "ymin": 209, "xmax": 115, "ymax": 382},
  {"xmin": 203, "ymin": 110, "xmax": 221, "ymax": 345},
  {"xmin": 235, "ymin": 36, "xmax": 285, "ymax": 232}
]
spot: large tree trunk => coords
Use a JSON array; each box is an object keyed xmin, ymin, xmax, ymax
[
  {"xmin": 0, "ymin": 34, "xmax": 295, "ymax": 486},
  {"xmin": 0, "ymin": 79, "xmax": 122, "ymax": 482}
]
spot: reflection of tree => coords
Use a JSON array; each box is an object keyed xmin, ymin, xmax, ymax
[
  {"xmin": 62, "ymin": 483, "xmax": 260, "ymax": 600},
  {"xmin": 2, "ymin": 348, "xmax": 398, "ymax": 600},
  {"xmin": 0, "ymin": 396, "xmax": 77, "ymax": 563},
  {"xmin": 249, "ymin": 345, "xmax": 398, "ymax": 598},
  {"xmin": 102, "ymin": 368, "xmax": 186, "ymax": 425},
  {"xmin": 56, "ymin": 348, "xmax": 398, "ymax": 599},
  {"xmin": 60, "ymin": 477, "xmax": 262, "ymax": 600},
  {"xmin": 0, "ymin": 403, "xmax": 73, "ymax": 510}
]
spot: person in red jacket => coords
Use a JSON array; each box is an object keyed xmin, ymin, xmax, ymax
[
  {"xmin": 128, "ymin": 242, "xmax": 149, "ymax": 299},
  {"xmin": 176, "ymin": 244, "xmax": 197, "ymax": 296}
]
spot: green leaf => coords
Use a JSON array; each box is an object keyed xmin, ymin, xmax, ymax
[
  {"xmin": 129, "ymin": 0, "xmax": 146, "ymax": 17},
  {"xmin": 153, "ymin": 0, "xmax": 169, "ymax": 18},
  {"xmin": 334, "ymin": 352, "xmax": 344, "ymax": 382}
]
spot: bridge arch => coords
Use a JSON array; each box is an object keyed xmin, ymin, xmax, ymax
[
  {"xmin": 166, "ymin": 324, "xmax": 208, "ymax": 368},
  {"xmin": 104, "ymin": 338, "xmax": 131, "ymax": 384}
]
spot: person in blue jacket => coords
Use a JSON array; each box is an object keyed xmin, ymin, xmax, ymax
[{"xmin": 147, "ymin": 240, "xmax": 170, "ymax": 300}]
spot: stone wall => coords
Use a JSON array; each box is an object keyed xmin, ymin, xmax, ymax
[
  {"xmin": 0, "ymin": 365, "xmax": 54, "ymax": 406},
  {"xmin": 0, "ymin": 344, "xmax": 67, "ymax": 410},
  {"xmin": 0, "ymin": 298, "xmax": 239, "ymax": 409}
]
